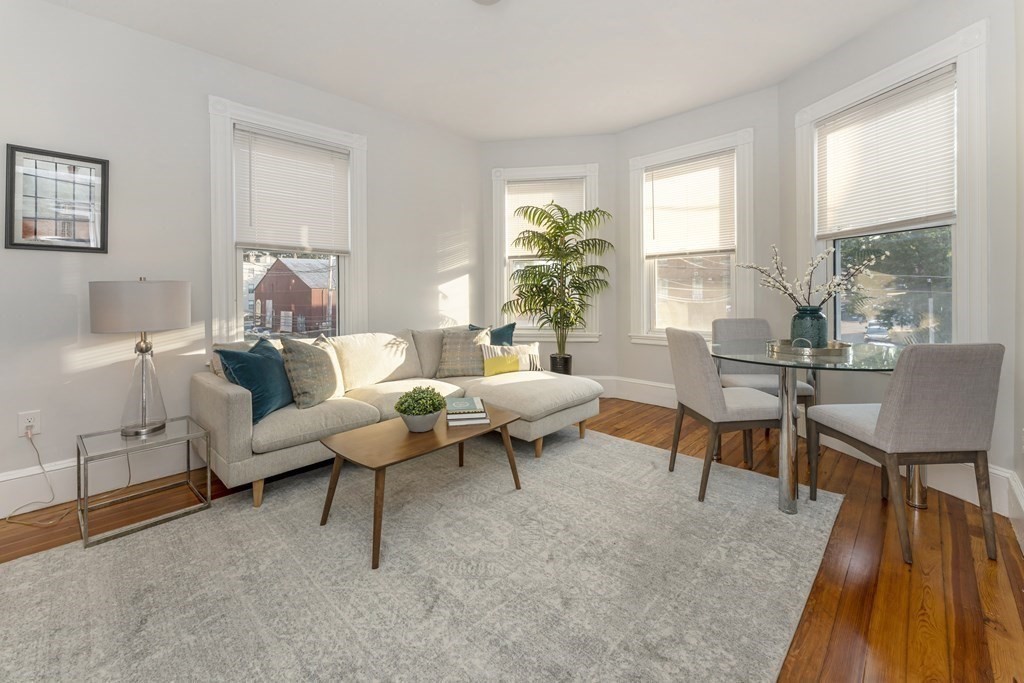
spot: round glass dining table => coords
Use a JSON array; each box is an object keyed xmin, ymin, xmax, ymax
[{"xmin": 710, "ymin": 339, "xmax": 902, "ymax": 514}]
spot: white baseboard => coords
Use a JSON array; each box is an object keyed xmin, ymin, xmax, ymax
[
  {"xmin": 589, "ymin": 374, "xmax": 1024, "ymax": 531},
  {"xmin": 586, "ymin": 375, "xmax": 677, "ymax": 409},
  {"xmin": 1009, "ymin": 470, "xmax": 1024, "ymax": 555},
  {"xmin": 0, "ymin": 445, "xmax": 197, "ymax": 519}
]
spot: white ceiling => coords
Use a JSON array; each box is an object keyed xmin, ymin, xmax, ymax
[{"xmin": 45, "ymin": 0, "xmax": 918, "ymax": 141}]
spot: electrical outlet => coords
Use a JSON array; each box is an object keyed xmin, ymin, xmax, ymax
[{"xmin": 17, "ymin": 411, "xmax": 40, "ymax": 437}]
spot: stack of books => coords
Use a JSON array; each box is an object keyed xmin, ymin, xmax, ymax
[{"xmin": 446, "ymin": 397, "xmax": 489, "ymax": 426}]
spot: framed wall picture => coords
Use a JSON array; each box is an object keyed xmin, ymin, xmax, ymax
[{"xmin": 5, "ymin": 144, "xmax": 108, "ymax": 253}]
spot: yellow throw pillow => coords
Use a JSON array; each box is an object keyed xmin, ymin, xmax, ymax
[{"xmin": 481, "ymin": 343, "xmax": 542, "ymax": 377}]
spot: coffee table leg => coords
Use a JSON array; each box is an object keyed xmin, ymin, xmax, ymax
[
  {"xmin": 372, "ymin": 469, "xmax": 386, "ymax": 569},
  {"xmin": 500, "ymin": 426, "xmax": 521, "ymax": 490},
  {"xmin": 320, "ymin": 455, "xmax": 344, "ymax": 526},
  {"xmin": 458, "ymin": 441, "xmax": 464, "ymax": 468}
]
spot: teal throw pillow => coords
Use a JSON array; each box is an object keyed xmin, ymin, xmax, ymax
[
  {"xmin": 215, "ymin": 339, "xmax": 294, "ymax": 423},
  {"xmin": 469, "ymin": 322, "xmax": 515, "ymax": 346}
]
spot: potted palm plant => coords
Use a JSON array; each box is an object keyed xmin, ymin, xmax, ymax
[{"xmin": 501, "ymin": 203, "xmax": 613, "ymax": 374}]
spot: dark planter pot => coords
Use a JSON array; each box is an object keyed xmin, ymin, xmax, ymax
[{"xmin": 550, "ymin": 354, "xmax": 573, "ymax": 375}]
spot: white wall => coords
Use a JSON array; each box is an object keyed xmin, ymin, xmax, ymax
[
  {"xmin": 0, "ymin": 0, "xmax": 481, "ymax": 516},
  {"xmin": 777, "ymin": 0, "xmax": 1022, "ymax": 515}
]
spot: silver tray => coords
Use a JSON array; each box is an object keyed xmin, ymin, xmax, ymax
[{"xmin": 767, "ymin": 339, "xmax": 853, "ymax": 359}]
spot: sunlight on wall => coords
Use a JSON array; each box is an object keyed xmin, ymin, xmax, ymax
[
  {"xmin": 62, "ymin": 323, "xmax": 206, "ymax": 374},
  {"xmin": 437, "ymin": 229, "xmax": 471, "ymax": 274},
  {"xmin": 438, "ymin": 274, "xmax": 470, "ymax": 326}
]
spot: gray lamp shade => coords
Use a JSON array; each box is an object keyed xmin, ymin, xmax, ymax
[{"xmin": 89, "ymin": 280, "xmax": 192, "ymax": 334}]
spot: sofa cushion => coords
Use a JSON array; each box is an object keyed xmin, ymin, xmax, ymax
[
  {"xmin": 329, "ymin": 331, "xmax": 422, "ymax": 390},
  {"xmin": 411, "ymin": 328, "xmax": 445, "ymax": 378},
  {"xmin": 447, "ymin": 371, "xmax": 603, "ymax": 422},
  {"xmin": 469, "ymin": 322, "xmax": 515, "ymax": 346},
  {"xmin": 280, "ymin": 336, "xmax": 345, "ymax": 408},
  {"xmin": 436, "ymin": 327, "xmax": 490, "ymax": 378},
  {"xmin": 215, "ymin": 339, "xmax": 293, "ymax": 423},
  {"xmin": 251, "ymin": 397, "xmax": 381, "ymax": 454},
  {"xmin": 345, "ymin": 379, "xmax": 465, "ymax": 420}
]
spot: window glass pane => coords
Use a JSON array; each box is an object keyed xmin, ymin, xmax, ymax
[
  {"xmin": 242, "ymin": 249, "xmax": 340, "ymax": 341},
  {"xmin": 652, "ymin": 253, "xmax": 734, "ymax": 333},
  {"xmin": 834, "ymin": 226, "xmax": 952, "ymax": 346}
]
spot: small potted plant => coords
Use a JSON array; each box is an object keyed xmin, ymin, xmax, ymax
[{"xmin": 394, "ymin": 386, "xmax": 447, "ymax": 432}]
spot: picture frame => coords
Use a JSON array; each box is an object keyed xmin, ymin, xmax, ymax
[{"xmin": 5, "ymin": 144, "xmax": 108, "ymax": 253}]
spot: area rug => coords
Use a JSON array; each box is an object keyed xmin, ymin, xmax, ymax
[{"xmin": 0, "ymin": 429, "xmax": 841, "ymax": 681}]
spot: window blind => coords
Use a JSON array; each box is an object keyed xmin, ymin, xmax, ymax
[
  {"xmin": 505, "ymin": 177, "xmax": 586, "ymax": 257},
  {"xmin": 815, "ymin": 66, "xmax": 956, "ymax": 238},
  {"xmin": 233, "ymin": 126, "xmax": 351, "ymax": 253},
  {"xmin": 643, "ymin": 149, "xmax": 736, "ymax": 257}
]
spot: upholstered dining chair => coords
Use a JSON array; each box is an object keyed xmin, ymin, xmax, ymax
[
  {"xmin": 666, "ymin": 328, "xmax": 781, "ymax": 501},
  {"xmin": 712, "ymin": 318, "xmax": 816, "ymax": 453},
  {"xmin": 806, "ymin": 343, "xmax": 1005, "ymax": 564}
]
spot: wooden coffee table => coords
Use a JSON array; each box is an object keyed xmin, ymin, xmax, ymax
[{"xmin": 319, "ymin": 406, "xmax": 521, "ymax": 568}]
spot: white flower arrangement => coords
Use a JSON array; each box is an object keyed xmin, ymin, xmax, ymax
[{"xmin": 738, "ymin": 244, "xmax": 884, "ymax": 308}]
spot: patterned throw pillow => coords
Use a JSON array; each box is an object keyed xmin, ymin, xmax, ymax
[
  {"xmin": 436, "ymin": 327, "xmax": 491, "ymax": 378},
  {"xmin": 280, "ymin": 336, "xmax": 346, "ymax": 409},
  {"xmin": 215, "ymin": 339, "xmax": 294, "ymax": 423},
  {"xmin": 481, "ymin": 343, "xmax": 542, "ymax": 377}
]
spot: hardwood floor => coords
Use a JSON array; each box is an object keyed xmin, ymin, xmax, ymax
[
  {"xmin": 3, "ymin": 397, "xmax": 1023, "ymax": 680},
  {"xmin": 587, "ymin": 398, "xmax": 1024, "ymax": 681}
]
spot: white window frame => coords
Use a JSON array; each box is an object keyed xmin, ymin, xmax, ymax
[
  {"xmin": 490, "ymin": 164, "xmax": 600, "ymax": 343},
  {"xmin": 628, "ymin": 129, "xmax": 754, "ymax": 345},
  {"xmin": 209, "ymin": 96, "xmax": 368, "ymax": 342},
  {"xmin": 795, "ymin": 21, "xmax": 987, "ymax": 343}
]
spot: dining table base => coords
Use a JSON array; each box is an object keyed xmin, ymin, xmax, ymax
[{"xmin": 778, "ymin": 368, "xmax": 799, "ymax": 514}]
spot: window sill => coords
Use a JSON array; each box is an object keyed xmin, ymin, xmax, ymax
[{"xmin": 514, "ymin": 331, "xmax": 601, "ymax": 344}]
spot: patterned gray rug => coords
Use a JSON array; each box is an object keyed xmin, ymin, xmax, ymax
[{"xmin": 0, "ymin": 429, "xmax": 841, "ymax": 681}]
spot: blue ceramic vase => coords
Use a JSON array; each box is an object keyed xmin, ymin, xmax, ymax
[{"xmin": 790, "ymin": 306, "xmax": 828, "ymax": 348}]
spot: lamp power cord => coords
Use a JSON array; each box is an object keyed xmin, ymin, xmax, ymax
[{"xmin": 6, "ymin": 427, "xmax": 136, "ymax": 529}]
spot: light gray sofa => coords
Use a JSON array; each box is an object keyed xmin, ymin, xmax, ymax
[{"xmin": 190, "ymin": 328, "xmax": 603, "ymax": 506}]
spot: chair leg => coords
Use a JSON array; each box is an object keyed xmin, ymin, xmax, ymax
[
  {"xmin": 669, "ymin": 403, "xmax": 684, "ymax": 472},
  {"xmin": 884, "ymin": 454, "xmax": 913, "ymax": 564},
  {"xmin": 806, "ymin": 420, "xmax": 819, "ymax": 501},
  {"xmin": 974, "ymin": 451, "xmax": 998, "ymax": 560},
  {"xmin": 880, "ymin": 466, "xmax": 889, "ymax": 501},
  {"xmin": 742, "ymin": 429, "xmax": 753, "ymax": 468},
  {"xmin": 715, "ymin": 434, "xmax": 722, "ymax": 462},
  {"xmin": 764, "ymin": 428, "xmax": 770, "ymax": 443},
  {"xmin": 698, "ymin": 424, "xmax": 720, "ymax": 502}
]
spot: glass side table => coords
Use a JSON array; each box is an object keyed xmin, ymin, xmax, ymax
[{"xmin": 76, "ymin": 416, "xmax": 211, "ymax": 548}]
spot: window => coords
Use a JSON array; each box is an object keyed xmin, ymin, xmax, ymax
[
  {"xmin": 814, "ymin": 66, "xmax": 956, "ymax": 346},
  {"xmin": 491, "ymin": 165, "xmax": 599, "ymax": 341},
  {"xmin": 209, "ymin": 97, "xmax": 367, "ymax": 342},
  {"xmin": 796, "ymin": 21, "xmax": 987, "ymax": 346},
  {"xmin": 233, "ymin": 128, "xmax": 348, "ymax": 341},
  {"xmin": 629, "ymin": 129, "xmax": 753, "ymax": 342}
]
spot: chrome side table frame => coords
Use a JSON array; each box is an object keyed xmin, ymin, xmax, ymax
[{"xmin": 76, "ymin": 416, "xmax": 211, "ymax": 548}]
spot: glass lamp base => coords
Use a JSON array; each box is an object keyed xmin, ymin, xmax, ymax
[{"xmin": 121, "ymin": 349, "xmax": 167, "ymax": 438}]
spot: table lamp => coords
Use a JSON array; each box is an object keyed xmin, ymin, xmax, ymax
[{"xmin": 89, "ymin": 278, "xmax": 191, "ymax": 437}]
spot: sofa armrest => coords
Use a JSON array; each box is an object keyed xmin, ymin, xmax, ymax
[{"xmin": 190, "ymin": 372, "xmax": 253, "ymax": 465}]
